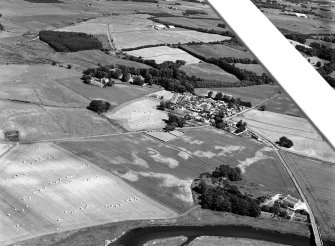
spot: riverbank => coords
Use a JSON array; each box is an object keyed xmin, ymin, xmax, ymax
[{"xmin": 16, "ymin": 208, "xmax": 311, "ymax": 246}]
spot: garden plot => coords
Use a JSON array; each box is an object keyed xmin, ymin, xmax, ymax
[
  {"xmin": 0, "ymin": 143, "xmax": 176, "ymax": 245},
  {"xmin": 127, "ymin": 46, "xmax": 200, "ymax": 64},
  {"xmin": 234, "ymin": 110, "xmax": 335, "ymax": 163}
]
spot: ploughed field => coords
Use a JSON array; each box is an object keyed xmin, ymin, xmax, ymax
[
  {"xmin": 57, "ymin": 127, "xmax": 299, "ymax": 213},
  {"xmin": 281, "ymin": 152, "xmax": 335, "ymax": 242},
  {"xmin": 0, "ymin": 143, "xmax": 176, "ymax": 245},
  {"xmin": 234, "ymin": 110, "xmax": 335, "ymax": 163}
]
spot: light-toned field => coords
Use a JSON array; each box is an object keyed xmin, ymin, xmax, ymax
[
  {"xmin": 195, "ymin": 85, "xmax": 280, "ymax": 105},
  {"xmin": 281, "ymin": 152, "xmax": 335, "ymax": 242},
  {"xmin": 57, "ymin": 22, "xmax": 106, "ymax": 35},
  {"xmin": 189, "ymin": 236, "xmax": 288, "ymax": 246},
  {"xmin": 106, "ymin": 97, "xmax": 168, "ymax": 131},
  {"xmin": 183, "ymin": 44, "xmax": 255, "ymax": 59},
  {"xmin": 234, "ymin": 63, "xmax": 267, "ymax": 76},
  {"xmin": 113, "ymin": 30, "xmax": 231, "ymax": 50},
  {"xmin": 127, "ymin": 46, "xmax": 200, "ymax": 64},
  {"xmin": 144, "ymin": 236, "xmax": 187, "ymax": 246},
  {"xmin": 0, "ymin": 101, "xmax": 121, "ymax": 142},
  {"xmin": 181, "ymin": 62, "xmax": 239, "ymax": 83},
  {"xmin": 264, "ymin": 12, "xmax": 333, "ymax": 34},
  {"xmin": 234, "ymin": 109, "xmax": 335, "ymax": 163},
  {"xmin": 0, "ymin": 143, "xmax": 176, "ymax": 245},
  {"xmin": 58, "ymin": 127, "xmax": 299, "ymax": 213}
]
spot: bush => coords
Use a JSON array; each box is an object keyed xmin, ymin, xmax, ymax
[
  {"xmin": 39, "ymin": 30, "xmax": 103, "ymax": 52},
  {"xmin": 67, "ymin": 64, "xmax": 72, "ymax": 69},
  {"xmin": 87, "ymin": 100, "xmax": 111, "ymax": 114},
  {"xmin": 0, "ymin": 23, "xmax": 4, "ymax": 31}
]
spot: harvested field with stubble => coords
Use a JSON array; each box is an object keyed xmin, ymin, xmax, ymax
[
  {"xmin": 234, "ymin": 110, "xmax": 335, "ymax": 163},
  {"xmin": 0, "ymin": 143, "xmax": 176, "ymax": 245},
  {"xmin": 126, "ymin": 46, "xmax": 200, "ymax": 64},
  {"xmin": 183, "ymin": 44, "xmax": 255, "ymax": 59},
  {"xmin": 181, "ymin": 62, "xmax": 239, "ymax": 83},
  {"xmin": 57, "ymin": 127, "xmax": 299, "ymax": 213},
  {"xmin": 281, "ymin": 152, "xmax": 335, "ymax": 242}
]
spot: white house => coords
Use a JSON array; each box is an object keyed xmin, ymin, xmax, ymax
[{"xmin": 295, "ymin": 13, "xmax": 307, "ymax": 18}]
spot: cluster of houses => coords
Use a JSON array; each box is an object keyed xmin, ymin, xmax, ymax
[{"xmin": 157, "ymin": 92, "xmax": 245, "ymax": 125}]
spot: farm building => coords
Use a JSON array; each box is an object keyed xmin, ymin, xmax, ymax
[
  {"xmin": 154, "ymin": 24, "xmax": 166, "ymax": 30},
  {"xmin": 168, "ymin": 25, "xmax": 175, "ymax": 29},
  {"xmin": 282, "ymin": 195, "xmax": 301, "ymax": 210},
  {"xmin": 295, "ymin": 13, "xmax": 307, "ymax": 18}
]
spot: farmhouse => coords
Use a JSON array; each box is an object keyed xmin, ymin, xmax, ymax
[
  {"xmin": 154, "ymin": 24, "xmax": 166, "ymax": 30},
  {"xmin": 282, "ymin": 195, "xmax": 301, "ymax": 210}
]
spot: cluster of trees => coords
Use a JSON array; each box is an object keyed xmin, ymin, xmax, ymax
[
  {"xmin": 211, "ymin": 92, "xmax": 252, "ymax": 108},
  {"xmin": 0, "ymin": 23, "xmax": 4, "ymax": 31},
  {"xmin": 276, "ymin": 136, "xmax": 293, "ymax": 148},
  {"xmin": 217, "ymin": 23, "xmax": 226, "ymax": 28},
  {"xmin": 121, "ymin": 43, "xmax": 165, "ymax": 52},
  {"xmin": 261, "ymin": 203, "xmax": 290, "ymax": 219},
  {"xmin": 284, "ymin": 33, "xmax": 310, "ymax": 44},
  {"xmin": 235, "ymin": 120, "xmax": 247, "ymax": 134},
  {"xmin": 39, "ymin": 30, "xmax": 103, "ymax": 52},
  {"xmin": 87, "ymin": 100, "xmax": 112, "ymax": 114},
  {"xmin": 220, "ymin": 57, "xmax": 258, "ymax": 64},
  {"xmin": 183, "ymin": 10, "xmax": 208, "ymax": 16},
  {"xmin": 4, "ymin": 130, "xmax": 20, "ymax": 142},
  {"xmin": 180, "ymin": 46, "xmax": 273, "ymax": 85},
  {"xmin": 193, "ymin": 165, "xmax": 261, "ymax": 217},
  {"xmin": 157, "ymin": 100, "xmax": 174, "ymax": 111},
  {"xmin": 319, "ymin": 36, "xmax": 335, "ymax": 43},
  {"xmin": 296, "ymin": 43, "xmax": 334, "ymax": 62},
  {"xmin": 164, "ymin": 113, "xmax": 186, "ymax": 131}
]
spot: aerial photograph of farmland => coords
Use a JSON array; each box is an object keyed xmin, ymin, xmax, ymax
[{"xmin": 0, "ymin": 0, "xmax": 334, "ymax": 245}]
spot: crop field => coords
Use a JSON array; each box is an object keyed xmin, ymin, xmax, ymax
[
  {"xmin": 281, "ymin": 152, "xmax": 335, "ymax": 242},
  {"xmin": 264, "ymin": 12, "xmax": 333, "ymax": 34},
  {"xmin": 234, "ymin": 110, "xmax": 335, "ymax": 163},
  {"xmin": 56, "ymin": 76, "xmax": 160, "ymax": 106},
  {"xmin": 112, "ymin": 30, "xmax": 231, "ymax": 50},
  {"xmin": 234, "ymin": 63, "xmax": 267, "ymax": 76},
  {"xmin": 307, "ymin": 56, "xmax": 329, "ymax": 67},
  {"xmin": 127, "ymin": 46, "xmax": 200, "ymax": 64},
  {"xmin": 195, "ymin": 85, "xmax": 280, "ymax": 105},
  {"xmin": 0, "ymin": 143, "xmax": 176, "ymax": 245},
  {"xmin": 263, "ymin": 93, "xmax": 304, "ymax": 117},
  {"xmin": 57, "ymin": 22, "xmax": 106, "ymax": 35},
  {"xmin": 183, "ymin": 44, "xmax": 255, "ymax": 59},
  {"xmin": 106, "ymin": 97, "xmax": 168, "ymax": 131},
  {"xmin": 57, "ymin": 127, "xmax": 299, "ymax": 213},
  {"xmin": 181, "ymin": 63, "xmax": 239, "ymax": 83}
]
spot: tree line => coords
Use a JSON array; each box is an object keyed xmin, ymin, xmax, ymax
[{"xmin": 39, "ymin": 30, "xmax": 103, "ymax": 52}]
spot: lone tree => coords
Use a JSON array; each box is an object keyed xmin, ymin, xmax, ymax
[
  {"xmin": 121, "ymin": 73, "xmax": 131, "ymax": 82},
  {"xmin": 87, "ymin": 100, "xmax": 111, "ymax": 114},
  {"xmin": 277, "ymin": 136, "xmax": 293, "ymax": 148}
]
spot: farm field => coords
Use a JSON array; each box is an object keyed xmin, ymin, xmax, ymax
[
  {"xmin": 106, "ymin": 97, "xmax": 168, "ymax": 131},
  {"xmin": 234, "ymin": 63, "xmax": 267, "ymax": 76},
  {"xmin": 113, "ymin": 29, "xmax": 231, "ymax": 50},
  {"xmin": 50, "ymin": 50, "xmax": 151, "ymax": 70},
  {"xmin": 264, "ymin": 12, "xmax": 333, "ymax": 34},
  {"xmin": 263, "ymin": 93, "xmax": 304, "ymax": 117},
  {"xmin": 57, "ymin": 127, "xmax": 299, "ymax": 213},
  {"xmin": 126, "ymin": 46, "xmax": 200, "ymax": 64},
  {"xmin": 56, "ymin": 76, "xmax": 160, "ymax": 106},
  {"xmin": 0, "ymin": 65, "xmax": 89, "ymax": 107},
  {"xmin": 281, "ymin": 152, "xmax": 335, "ymax": 242},
  {"xmin": 154, "ymin": 16, "xmax": 229, "ymax": 32},
  {"xmin": 234, "ymin": 110, "xmax": 335, "ymax": 163},
  {"xmin": 0, "ymin": 143, "xmax": 176, "ymax": 245},
  {"xmin": 306, "ymin": 56, "xmax": 329, "ymax": 67},
  {"xmin": 0, "ymin": 101, "xmax": 120, "ymax": 142},
  {"xmin": 195, "ymin": 85, "xmax": 281, "ymax": 105},
  {"xmin": 182, "ymin": 44, "xmax": 255, "ymax": 59},
  {"xmin": 181, "ymin": 62, "xmax": 239, "ymax": 83}
]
